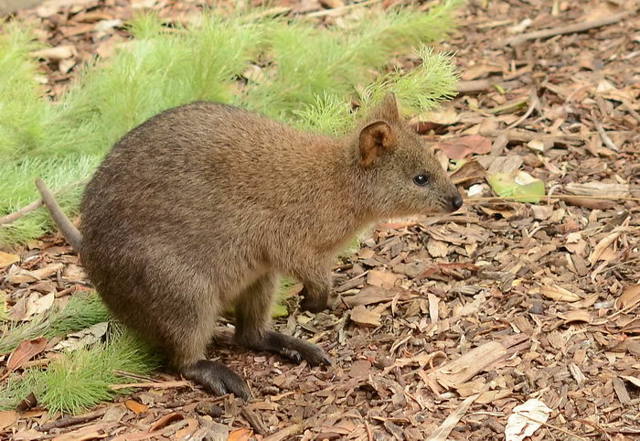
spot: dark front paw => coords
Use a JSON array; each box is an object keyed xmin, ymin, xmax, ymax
[
  {"xmin": 300, "ymin": 295, "xmax": 328, "ymax": 313},
  {"xmin": 263, "ymin": 331, "xmax": 332, "ymax": 366},
  {"xmin": 299, "ymin": 284, "xmax": 329, "ymax": 312}
]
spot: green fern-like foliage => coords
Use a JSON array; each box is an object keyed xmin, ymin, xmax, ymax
[
  {"xmin": 0, "ymin": 1, "xmax": 461, "ymax": 246},
  {"xmin": 0, "ymin": 327, "xmax": 159, "ymax": 414}
]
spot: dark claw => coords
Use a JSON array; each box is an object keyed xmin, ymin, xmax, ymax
[{"xmin": 181, "ymin": 360, "xmax": 251, "ymax": 400}]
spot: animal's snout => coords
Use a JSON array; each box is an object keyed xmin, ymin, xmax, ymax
[{"xmin": 450, "ymin": 192, "xmax": 463, "ymax": 211}]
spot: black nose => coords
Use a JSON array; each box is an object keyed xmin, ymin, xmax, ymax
[{"xmin": 451, "ymin": 193, "xmax": 463, "ymax": 211}]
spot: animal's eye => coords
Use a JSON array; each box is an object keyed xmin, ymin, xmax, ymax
[{"xmin": 413, "ymin": 174, "xmax": 429, "ymax": 186}]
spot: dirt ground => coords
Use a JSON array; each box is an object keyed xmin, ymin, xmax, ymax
[{"xmin": 1, "ymin": 0, "xmax": 639, "ymax": 440}]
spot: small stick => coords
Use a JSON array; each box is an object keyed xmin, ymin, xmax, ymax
[
  {"xmin": 500, "ymin": 10, "xmax": 636, "ymax": 46},
  {"xmin": 466, "ymin": 194, "xmax": 640, "ymax": 203},
  {"xmin": 38, "ymin": 409, "xmax": 106, "ymax": 431},
  {"xmin": 622, "ymin": 101, "xmax": 640, "ymax": 123},
  {"xmin": 263, "ymin": 423, "xmax": 304, "ymax": 441},
  {"xmin": 594, "ymin": 122, "xmax": 619, "ymax": 152},
  {"xmin": 506, "ymin": 89, "xmax": 540, "ymax": 129},
  {"xmin": 110, "ymin": 380, "xmax": 192, "ymax": 390},
  {"xmin": 0, "ymin": 199, "xmax": 43, "ymax": 226},
  {"xmin": 304, "ymin": 0, "xmax": 382, "ymax": 18},
  {"xmin": 0, "ymin": 178, "xmax": 86, "ymax": 226}
]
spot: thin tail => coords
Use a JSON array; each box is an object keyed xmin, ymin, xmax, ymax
[{"xmin": 35, "ymin": 178, "xmax": 83, "ymax": 251}]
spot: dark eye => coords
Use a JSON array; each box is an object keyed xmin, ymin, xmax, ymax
[{"xmin": 413, "ymin": 174, "xmax": 429, "ymax": 186}]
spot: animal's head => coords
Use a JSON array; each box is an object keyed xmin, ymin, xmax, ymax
[{"xmin": 352, "ymin": 93, "xmax": 462, "ymax": 218}]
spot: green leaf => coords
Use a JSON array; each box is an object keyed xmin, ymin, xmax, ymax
[{"xmin": 487, "ymin": 171, "xmax": 545, "ymax": 203}]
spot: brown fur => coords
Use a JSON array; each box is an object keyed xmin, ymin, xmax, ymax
[{"xmin": 42, "ymin": 94, "xmax": 461, "ymax": 398}]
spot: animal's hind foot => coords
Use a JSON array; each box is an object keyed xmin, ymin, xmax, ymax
[{"xmin": 181, "ymin": 360, "xmax": 251, "ymax": 400}]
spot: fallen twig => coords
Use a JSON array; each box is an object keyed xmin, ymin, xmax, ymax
[
  {"xmin": 478, "ymin": 127, "xmax": 582, "ymax": 146},
  {"xmin": 506, "ymin": 89, "xmax": 540, "ymax": 129},
  {"xmin": 466, "ymin": 194, "xmax": 640, "ymax": 203},
  {"xmin": 425, "ymin": 393, "xmax": 482, "ymax": 441},
  {"xmin": 595, "ymin": 122, "xmax": 619, "ymax": 152},
  {"xmin": 0, "ymin": 179, "xmax": 86, "ymax": 226},
  {"xmin": 500, "ymin": 10, "xmax": 636, "ymax": 46},
  {"xmin": 110, "ymin": 380, "xmax": 191, "ymax": 390},
  {"xmin": 38, "ymin": 409, "xmax": 106, "ymax": 431},
  {"xmin": 262, "ymin": 423, "xmax": 304, "ymax": 441},
  {"xmin": 304, "ymin": 0, "xmax": 382, "ymax": 18}
]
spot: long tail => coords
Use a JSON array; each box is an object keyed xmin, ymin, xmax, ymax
[{"xmin": 35, "ymin": 178, "xmax": 83, "ymax": 251}]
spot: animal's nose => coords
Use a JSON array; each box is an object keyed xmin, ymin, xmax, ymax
[{"xmin": 450, "ymin": 193, "xmax": 463, "ymax": 211}]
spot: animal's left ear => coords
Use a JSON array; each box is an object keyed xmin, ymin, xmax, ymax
[{"xmin": 375, "ymin": 92, "xmax": 400, "ymax": 122}]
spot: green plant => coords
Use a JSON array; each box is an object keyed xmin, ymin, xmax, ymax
[{"xmin": 0, "ymin": 327, "xmax": 159, "ymax": 414}]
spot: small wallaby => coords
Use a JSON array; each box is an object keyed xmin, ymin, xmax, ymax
[{"xmin": 36, "ymin": 93, "xmax": 462, "ymax": 399}]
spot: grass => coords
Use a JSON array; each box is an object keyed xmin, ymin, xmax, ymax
[{"xmin": 0, "ymin": 0, "xmax": 461, "ymax": 246}]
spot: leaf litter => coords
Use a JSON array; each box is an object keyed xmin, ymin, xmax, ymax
[{"xmin": 1, "ymin": 0, "xmax": 640, "ymax": 440}]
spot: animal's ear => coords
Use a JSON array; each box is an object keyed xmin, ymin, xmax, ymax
[
  {"xmin": 358, "ymin": 120, "xmax": 397, "ymax": 167},
  {"xmin": 375, "ymin": 92, "xmax": 400, "ymax": 122}
]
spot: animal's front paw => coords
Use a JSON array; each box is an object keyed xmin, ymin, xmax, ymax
[{"xmin": 299, "ymin": 294, "xmax": 328, "ymax": 313}]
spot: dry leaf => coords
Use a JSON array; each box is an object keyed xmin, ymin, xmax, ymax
[
  {"xmin": 558, "ymin": 310, "xmax": 592, "ymax": 324},
  {"xmin": 366, "ymin": 270, "xmax": 400, "ymax": 289},
  {"xmin": 350, "ymin": 305, "xmax": 381, "ymax": 327},
  {"xmin": 124, "ymin": 399, "xmax": 148, "ymax": 415},
  {"xmin": 0, "ymin": 251, "xmax": 19, "ymax": 268},
  {"xmin": 621, "ymin": 375, "xmax": 640, "ymax": 388},
  {"xmin": 505, "ymin": 399, "xmax": 552, "ymax": 441},
  {"xmin": 437, "ymin": 135, "xmax": 492, "ymax": 160},
  {"xmin": 0, "ymin": 410, "xmax": 18, "ymax": 431},
  {"xmin": 54, "ymin": 322, "xmax": 108, "ymax": 352},
  {"xmin": 565, "ymin": 182, "xmax": 630, "ymax": 197},
  {"xmin": 149, "ymin": 412, "xmax": 184, "ymax": 432},
  {"xmin": 342, "ymin": 286, "xmax": 395, "ymax": 307},
  {"xmin": 228, "ymin": 428, "xmax": 253, "ymax": 441},
  {"xmin": 615, "ymin": 284, "xmax": 640, "ymax": 310},
  {"xmin": 32, "ymin": 45, "xmax": 76, "ymax": 60},
  {"xmin": 6, "ymin": 338, "xmax": 48, "ymax": 372},
  {"xmin": 589, "ymin": 230, "xmax": 621, "ymax": 265},
  {"xmin": 539, "ymin": 285, "xmax": 581, "ymax": 302},
  {"xmin": 52, "ymin": 424, "xmax": 108, "ymax": 441}
]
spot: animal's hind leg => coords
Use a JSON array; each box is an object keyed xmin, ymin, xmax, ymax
[
  {"xmin": 149, "ymin": 293, "xmax": 251, "ymax": 400},
  {"xmin": 233, "ymin": 273, "xmax": 331, "ymax": 366}
]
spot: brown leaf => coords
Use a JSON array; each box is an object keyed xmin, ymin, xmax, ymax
[
  {"xmin": 32, "ymin": 45, "xmax": 77, "ymax": 61},
  {"xmin": 539, "ymin": 285, "xmax": 581, "ymax": 302},
  {"xmin": 6, "ymin": 338, "xmax": 48, "ymax": 371},
  {"xmin": 558, "ymin": 310, "xmax": 593, "ymax": 324},
  {"xmin": 342, "ymin": 286, "xmax": 394, "ymax": 307},
  {"xmin": 52, "ymin": 424, "xmax": 109, "ymax": 441},
  {"xmin": 366, "ymin": 270, "xmax": 400, "ymax": 289},
  {"xmin": 437, "ymin": 135, "xmax": 492, "ymax": 159},
  {"xmin": 615, "ymin": 284, "xmax": 640, "ymax": 310},
  {"xmin": 149, "ymin": 412, "xmax": 184, "ymax": 432},
  {"xmin": 589, "ymin": 230, "xmax": 621, "ymax": 265},
  {"xmin": 450, "ymin": 160, "xmax": 486, "ymax": 185},
  {"xmin": 228, "ymin": 428, "xmax": 253, "ymax": 441},
  {"xmin": 124, "ymin": 399, "xmax": 148, "ymax": 415},
  {"xmin": 350, "ymin": 305, "xmax": 381, "ymax": 327},
  {"xmin": 0, "ymin": 251, "xmax": 20, "ymax": 269},
  {"xmin": 0, "ymin": 410, "xmax": 18, "ymax": 431}
]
